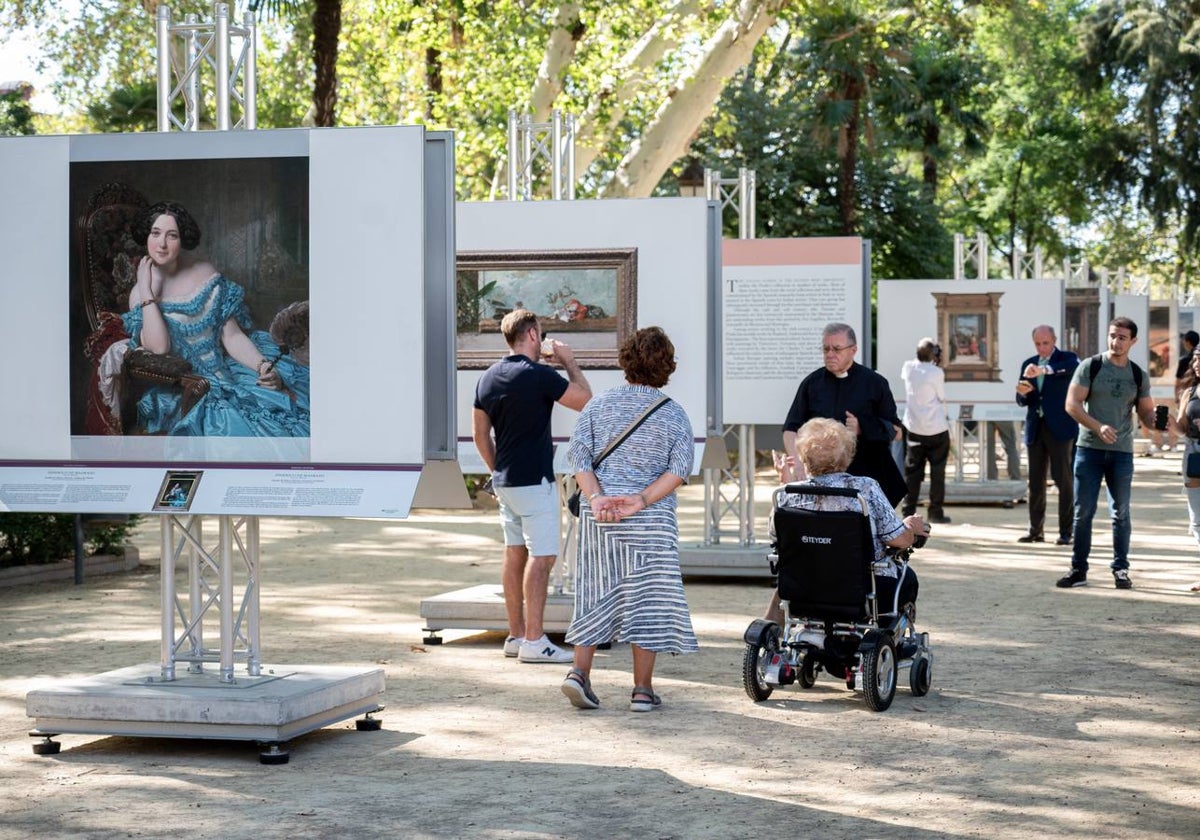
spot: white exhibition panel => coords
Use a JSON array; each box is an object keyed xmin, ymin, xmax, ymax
[
  {"xmin": 720, "ymin": 237, "xmax": 864, "ymax": 425},
  {"xmin": 455, "ymin": 199, "xmax": 713, "ymax": 474},
  {"xmin": 1113, "ymin": 293, "xmax": 1151, "ymax": 373},
  {"xmin": 0, "ymin": 135, "xmax": 73, "ymax": 457},
  {"xmin": 1179, "ymin": 305, "xmax": 1200, "ymax": 338},
  {"xmin": 1095, "ymin": 286, "xmax": 1113, "ymax": 355},
  {"xmin": 877, "ymin": 279, "xmax": 1064, "ymax": 421},
  {"xmin": 0, "ymin": 128, "xmax": 431, "ymax": 517},
  {"xmin": 308, "ymin": 128, "xmax": 426, "ymax": 464}
]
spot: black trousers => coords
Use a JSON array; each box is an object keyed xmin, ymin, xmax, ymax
[
  {"xmin": 1027, "ymin": 422, "xmax": 1074, "ymax": 540},
  {"xmin": 902, "ymin": 430, "xmax": 950, "ymax": 517}
]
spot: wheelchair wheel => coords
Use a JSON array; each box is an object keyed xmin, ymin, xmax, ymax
[
  {"xmin": 742, "ymin": 629, "xmax": 779, "ymax": 702},
  {"xmin": 798, "ymin": 656, "xmax": 818, "ymax": 689},
  {"xmin": 909, "ymin": 654, "xmax": 931, "ymax": 697},
  {"xmin": 861, "ymin": 636, "xmax": 897, "ymax": 712}
]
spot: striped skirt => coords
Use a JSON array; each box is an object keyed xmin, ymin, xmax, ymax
[{"xmin": 566, "ymin": 504, "xmax": 698, "ymax": 654}]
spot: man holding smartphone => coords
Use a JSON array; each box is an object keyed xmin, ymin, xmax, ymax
[{"xmin": 1015, "ymin": 325, "xmax": 1079, "ymax": 546}]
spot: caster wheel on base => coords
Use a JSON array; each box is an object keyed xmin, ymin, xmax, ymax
[
  {"xmin": 259, "ymin": 744, "xmax": 290, "ymax": 765},
  {"xmin": 422, "ymin": 633, "xmax": 443, "ymax": 646},
  {"xmin": 798, "ymin": 657, "xmax": 818, "ymax": 689},
  {"xmin": 909, "ymin": 655, "xmax": 932, "ymax": 697},
  {"xmin": 32, "ymin": 738, "xmax": 61, "ymax": 756},
  {"xmin": 356, "ymin": 716, "xmax": 383, "ymax": 731}
]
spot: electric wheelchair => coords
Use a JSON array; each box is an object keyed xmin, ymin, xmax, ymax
[{"xmin": 741, "ymin": 484, "xmax": 933, "ymax": 712}]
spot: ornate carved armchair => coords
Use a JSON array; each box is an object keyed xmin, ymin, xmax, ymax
[{"xmin": 79, "ymin": 183, "xmax": 209, "ymax": 434}]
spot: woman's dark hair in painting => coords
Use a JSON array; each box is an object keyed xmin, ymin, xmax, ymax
[
  {"xmin": 619, "ymin": 326, "xmax": 676, "ymax": 388},
  {"xmin": 133, "ymin": 201, "xmax": 202, "ymax": 251}
]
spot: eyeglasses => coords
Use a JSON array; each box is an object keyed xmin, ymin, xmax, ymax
[{"xmin": 822, "ymin": 344, "xmax": 856, "ymax": 354}]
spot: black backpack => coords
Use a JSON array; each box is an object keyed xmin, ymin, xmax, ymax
[{"xmin": 1084, "ymin": 353, "xmax": 1144, "ymax": 405}]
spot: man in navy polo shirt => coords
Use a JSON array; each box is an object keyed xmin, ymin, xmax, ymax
[{"xmin": 473, "ymin": 309, "xmax": 591, "ymax": 663}]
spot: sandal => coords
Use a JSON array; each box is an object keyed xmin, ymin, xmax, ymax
[
  {"xmin": 561, "ymin": 668, "xmax": 600, "ymax": 709},
  {"xmin": 629, "ymin": 686, "xmax": 662, "ymax": 712}
]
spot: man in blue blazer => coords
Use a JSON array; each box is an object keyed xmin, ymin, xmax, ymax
[{"xmin": 1015, "ymin": 325, "xmax": 1080, "ymax": 544}]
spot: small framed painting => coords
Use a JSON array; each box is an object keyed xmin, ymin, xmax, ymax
[
  {"xmin": 153, "ymin": 470, "xmax": 202, "ymax": 512},
  {"xmin": 932, "ymin": 292, "xmax": 1004, "ymax": 382}
]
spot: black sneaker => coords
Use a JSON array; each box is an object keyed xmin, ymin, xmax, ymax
[
  {"xmin": 929, "ymin": 513, "xmax": 952, "ymax": 525},
  {"xmin": 1113, "ymin": 569, "xmax": 1133, "ymax": 589},
  {"xmin": 1056, "ymin": 569, "xmax": 1087, "ymax": 588}
]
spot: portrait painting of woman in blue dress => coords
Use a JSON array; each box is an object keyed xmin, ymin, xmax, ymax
[{"xmin": 120, "ymin": 201, "xmax": 310, "ymax": 437}]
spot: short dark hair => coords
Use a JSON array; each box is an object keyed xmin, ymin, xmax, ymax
[
  {"xmin": 500, "ymin": 308, "xmax": 540, "ymax": 347},
  {"xmin": 1183, "ymin": 330, "xmax": 1199, "ymax": 348},
  {"xmin": 1109, "ymin": 316, "xmax": 1138, "ymax": 339},
  {"xmin": 619, "ymin": 326, "xmax": 676, "ymax": 388},
  {"xmin": 916, "ymin": 337, "xmax": 938, "ymax": 362},
  {"xmin": 134, "ymin": 201, "xmax": 202, "ymax": 251}
]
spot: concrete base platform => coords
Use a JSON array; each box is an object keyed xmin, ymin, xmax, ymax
[
  {"xmin": 944, "ymin": 479, "xmax": 1026, "ymax": 506},
  {"xmin": 419, "ymin": 584, "xmax": 572, "ymax": 640},
  {"xmin": 26, "ymin": 663, "xmax": 384, "ymax": 744},
  {"xmin": 679, "ymin": 543, "xmax": 771, "ymax": 578}
]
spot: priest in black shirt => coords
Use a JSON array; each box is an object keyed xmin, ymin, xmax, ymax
[{"xmin": 779, "ymin": 322, "xmax": 907, "ymax": 506}]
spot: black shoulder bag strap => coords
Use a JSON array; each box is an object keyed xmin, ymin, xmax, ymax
[{"xmin": 591, "ymin": 397, "xmax": 671, "ymax": 471}]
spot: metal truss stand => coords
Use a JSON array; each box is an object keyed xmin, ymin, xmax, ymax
[
  {"xmin": 27, "ymin": 516, "xmax": 385, "ymax": 763},
  {"xmin": 156, "ymin": 2, "xmax": 256, "ymax": 132},
  {"xmin": 943, "ymin": 420, "xmax": 1026, "ymax": 505},
  {"xmin": 680, "ymin": 167, "xmax": 770, "ymax": 577},
  {"xmin": 507, "ymin": 109, "xmax": 576, "ymax": 200},
  {"xmin": 953, "ymin": 232, "xmax": 990, "ymax": 281}
]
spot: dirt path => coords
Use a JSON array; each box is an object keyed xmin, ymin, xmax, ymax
[{"xmin": 0, "ymin": 457, "xmax": 1198, "ymax": 839}]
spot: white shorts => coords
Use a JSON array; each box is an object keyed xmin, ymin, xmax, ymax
[{"xmin": 494, "ymin": 478, "xmax": 561, "ymax": 557}]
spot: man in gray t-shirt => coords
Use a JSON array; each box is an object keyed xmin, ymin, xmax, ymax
[{"xmin": 1057, "ymin": 317, "xmax": 1156, "ymax": 590}]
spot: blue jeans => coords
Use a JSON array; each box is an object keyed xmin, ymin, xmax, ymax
[{"xmin": 1071, "ymin": 447, "xmax": 1134, "ymax": 573}]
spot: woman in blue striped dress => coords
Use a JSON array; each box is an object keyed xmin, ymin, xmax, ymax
[{"xmin": 560, "ymin": 326, "xmax": 698, "ymax": 712}]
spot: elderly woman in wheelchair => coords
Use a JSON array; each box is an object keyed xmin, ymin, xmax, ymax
[{"xmin": 743, "ymin": 417, "xmax": 933, "ymax": 711}]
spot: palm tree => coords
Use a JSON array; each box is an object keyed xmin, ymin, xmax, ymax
[
  {"xmin": 250, "ymin": 0, "xmax": 341, "ymax": 126},
  {"xmin": 798, "ymin": 1, "xmax": 914, "ymax": 234},
  {"xmin": 1078, "ymin": 1, "xmax": 1200, "ymax": 253},
  {"xmin": 892, "ymin": 41, "xmax": 987, "ymax": 193}
]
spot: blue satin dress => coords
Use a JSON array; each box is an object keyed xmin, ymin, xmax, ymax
[{"xmin": 121, "ymin": 274, "xmax": 310, "ymax": 437}]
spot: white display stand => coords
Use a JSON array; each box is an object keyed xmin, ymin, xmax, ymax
[
  {"xmin": 419, "ymin": 196, "xmax": 723, "ymax": 635},
  {"xmin": 5, "ymin": 126, "xmax": 456, "ymax": 762}
]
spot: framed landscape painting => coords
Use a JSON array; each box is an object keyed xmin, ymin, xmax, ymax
[{"xmin": 455, "ymin": 248, "xmax": 637, "ymax": 369}]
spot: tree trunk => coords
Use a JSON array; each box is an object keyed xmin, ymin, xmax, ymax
[
  {"xmin": 312, "ymin": 0, "xmax": 341, "ymax": 127},
  {"xmin": 604, "ymin": 0, "xmax": 784, "ymax": 198},
  {"xmin": 838, "ymin": 96, "xmax": 860, "ymax": 235},
  {"xmin": 530, "ymin": 3, "xmax": 585, "ymax": 119},
  {"xmin": 571, "ymin": 0, "xmax": 701, "ymax": 173},
  {"xmin": 425, "ymin": 47, "xmax": 443, "ymax": 122},
  {"xmin": 923, "ymin": 122, "xmax": 939, "ymax": 190}
]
